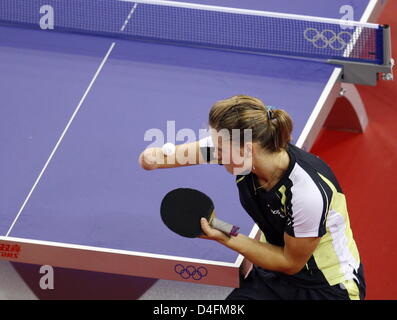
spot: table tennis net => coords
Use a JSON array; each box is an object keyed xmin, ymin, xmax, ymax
[{"xmin": 0, "ymin": 0, "xmax": 384, "ymax": 64}]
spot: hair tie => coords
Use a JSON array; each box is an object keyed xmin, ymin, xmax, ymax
[{"xmin": 266, "ymin": 106, "xmax": 276, "ymax": 120}]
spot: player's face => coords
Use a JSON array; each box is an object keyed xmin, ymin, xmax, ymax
[{"xmin": 211, "ymin": 131, "xmax": 253, "ymax": 176}]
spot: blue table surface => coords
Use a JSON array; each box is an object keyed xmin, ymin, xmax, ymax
[{"xmin": 0, "ymin": 0, "xmax": 370, "ymax": 263}]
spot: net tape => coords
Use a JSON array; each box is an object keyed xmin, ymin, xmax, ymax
[{"xmin": 0, "ymin": 0, "xmax": 384, "ymax": 64}]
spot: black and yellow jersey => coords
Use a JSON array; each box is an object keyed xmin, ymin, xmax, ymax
[{"xmin": 236, "ymin": 143, "xmax": 362, "ymax": 289}]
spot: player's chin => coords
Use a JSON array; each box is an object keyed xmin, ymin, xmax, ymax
[{"xmin": 223, "ymin": 163, "xmax": 252, "ymax": 176}]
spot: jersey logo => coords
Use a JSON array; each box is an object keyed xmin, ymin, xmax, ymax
[{"xmin": 270, "ymin": 209, "xmax": 286, "ymax": 219}]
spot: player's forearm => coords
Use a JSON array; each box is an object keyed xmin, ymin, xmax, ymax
[
  {"xmin": 139, "ymin": 148, "xmax": 192, "ymax": 170},
  {"xmin": 220, "ymin": 234, "xmax": 295, "ymax": 275},
  {"xmin": 139, "ymin": 141, "xmax": 207, "ymax": 170}
]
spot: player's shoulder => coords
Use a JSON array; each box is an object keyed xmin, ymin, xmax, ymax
[
  {"xmin": 286, "ymin": 159, "xmax": 333, "ymax": 226},
  {"xmin": 289, "ymin": 163, "xmax": 325, "ymax": 207},
  {"xmin": 287, "ymin": 144, "xmax": 342, "ymax": 193}
]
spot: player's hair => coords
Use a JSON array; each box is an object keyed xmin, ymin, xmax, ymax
[{"xmin": 209, "ymin": 95, "xmax": 293, "ymax": 152}]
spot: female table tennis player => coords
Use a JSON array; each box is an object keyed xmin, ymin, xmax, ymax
[{"xmin": 138, "ymin": 95, "xmax": 365, "ymax": 300}]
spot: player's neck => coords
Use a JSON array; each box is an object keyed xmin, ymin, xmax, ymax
[{"xmin": 252, "ymin": 149, "xmax": 290, "ymax": 190}]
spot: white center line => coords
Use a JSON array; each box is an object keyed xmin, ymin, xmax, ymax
[{"xmin": 7, "ymin": 4, "xmax": 140, "ymax": 236}]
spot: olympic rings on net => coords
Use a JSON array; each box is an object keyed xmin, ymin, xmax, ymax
[
  {"xmin": 304, "ymin": 28, "xmax": 353, "ymax": 51},
  {"xmin": 174, "ymin": 264, "xmax": 208, "ymax": 280}
]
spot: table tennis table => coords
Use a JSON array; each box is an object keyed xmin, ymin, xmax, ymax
[{"xmin": 0, "ymin": 0, "xmax": 389, "ymax": 288}]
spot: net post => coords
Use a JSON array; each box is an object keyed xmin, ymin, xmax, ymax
[
  {"xmin": 381, "ymin": 24, "xmax": 394, "ymax": 81},
  {"xmin": 327, "ymin": 25, "xmax": 394, "ymax": 86}
]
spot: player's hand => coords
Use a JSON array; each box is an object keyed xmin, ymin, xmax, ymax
[
  {"xmin": 199, "ymin": 218, "xmax": 230, "ymax": 243},
  {"xmin": 138, "ymin": 148, "xmax": 161, "ymax": 170}
]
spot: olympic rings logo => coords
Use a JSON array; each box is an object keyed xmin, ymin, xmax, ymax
[
  {"xmin": 304, "ymin": 28, "xmax": 353, "ymax": 51},
  {"xmin": 174, "ymin": 264, "xmax": 208, "ymax": 280}
]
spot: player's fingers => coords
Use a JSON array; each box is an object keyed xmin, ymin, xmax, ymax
[
  {"xmin": 200, "ymin": 218, "xmax": 231, "ymax": 242},
  {"xmin": 198, "ymin": 234, "xmax": 210, "ymax": 240},
  {"xmin": 200, "ymin": 218, "xmax": 212, "ymax": 236}
]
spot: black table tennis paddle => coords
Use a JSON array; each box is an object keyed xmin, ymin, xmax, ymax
[{"xmin": 160, "ymin": 188, "xmax": 240, "ymax": 238}]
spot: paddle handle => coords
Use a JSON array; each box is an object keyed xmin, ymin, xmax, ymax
[{"xmin": 211, "ymin": 217, "xmax": 240, "ymax": 237}]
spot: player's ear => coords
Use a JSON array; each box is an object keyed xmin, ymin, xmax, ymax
[{"xmin": 242, "ymin": 142, "xmax": 253, "ymax": 157}]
